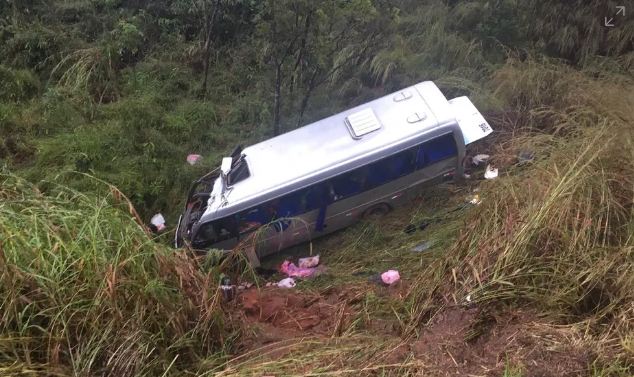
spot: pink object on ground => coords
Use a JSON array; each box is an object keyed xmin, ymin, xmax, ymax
[
  {"xmin": 280, "ymin": 260, "xmax": 316, "ymax": 278},
  {"xmin": 186, "ymin": 154, "xmax": 202, "ymax": 165},
  {"xmin": 381, "ymin": 270, "xmax": 400, "ymax": 285}
]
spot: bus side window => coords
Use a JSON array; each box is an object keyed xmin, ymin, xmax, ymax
[
  {"xmin": 193, "ymin": 222, "xmax": 217, "ymax": 248},
  {"xmin": 386, "ymin": 149, "xmax": 416, "ymax": 177},
  {"xmin": 214, "ymin": 216, "xmax": 238, "ymax": 241},
  {"xmin": 423, "ymin": 134, "xmax": 458, "ymax": 164},
  {"xmin": 193, "ymin": 216, "xmax": 237, "ymax": 247},
  {"xmin": 276, "ymin": 191, "xmax": 304, "ymax": 218},
  {"xmin": 331, "ymin": 167, "xmax": 367, "ymax": 200},
  {"xmin": 303, "ymin": 184, "xmax": 328, "ymax": 211},
  {"xmin": 366, "ymin": 150, "xmax": 415, "ymax": 189},
  {"xmin": 238, "ymin": 206, "xmax": 271, "ymax": 234},
  {"xmin": 415, "ymin": 144, "xmax": 427, "ymax": 169}
]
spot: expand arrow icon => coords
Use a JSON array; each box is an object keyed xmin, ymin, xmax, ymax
[
  {"xmin": 605, "ymin": 17, "xmax": 615, "ymax": 27},
  {"xmin": 616, "ymin": 6, "xmax": 625, "ymax": 16}
]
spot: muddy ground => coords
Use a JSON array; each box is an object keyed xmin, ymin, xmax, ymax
[{"xmin": 226, "ymin": 282, "xmax": 592, "ymax": 376}]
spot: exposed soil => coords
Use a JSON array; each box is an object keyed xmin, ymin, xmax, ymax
[
  {"xmin": 230, "ymin": 285, "xmax": 593, "ymax": 376},
  {"xmin": 234, "ymin": 285, "xmax": 361, "ymax": 349},
  {"xmin": 410, "ymin": 307, "xmax": 591, "ymax": 376}
]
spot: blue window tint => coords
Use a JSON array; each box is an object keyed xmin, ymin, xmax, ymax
[
  {"xmin": 415, "ymin": 145, "xmax": 427, "ymax": 169},
  {"xmin": 303, "ymin": 184, "xmax": 329, "ymax": 211},
  {"xmin": 421, "ymin": 133, "xmax": 457, "ymax": 165},
  {"xmin": 366, "ymin": 149, "xmax": 415, "ymax": 189},
  {"xmin": 386, "ymin": 150, "xmax": 415, "ymax": 177},
  {"xmin": 276, "ymin": 191, "xmax": 304, "ymax": 218}
]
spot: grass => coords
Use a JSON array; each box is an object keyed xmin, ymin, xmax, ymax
[{"xmin": 0, "ymin": 171, "xmax": 232, "ymax": 376}]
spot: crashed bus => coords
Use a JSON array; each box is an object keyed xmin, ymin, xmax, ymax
[{"xmin": 175, "ymin": 81, "xmax": 492, "ymax": 258}]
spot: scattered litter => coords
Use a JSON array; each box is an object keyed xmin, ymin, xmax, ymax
[
  {"xmin": 186, "ymin": 154, "xmax": 202, "ymax": 165},
  {"xmin": 277, "ymin": 277, "xmax": 296, "ymax": 288},
  {"xmin": 467, "ymin": 194, "xmax": 482, "ymax": 205},
  {"xmin": 237, "ymin": 282, "xmax": 253, "ymax": 291},
  {"xmin": 150, "ymin": 213, "xmax": 166, "ymax": 232},
  {"xmin": 466, "ymin": 294, "xmax": 472, "ymax": 303},
  {"xmin": 518, "ymin": 150, "xmax": 535, "ymax": 165},
  {"xmin": 404, "ymin": 224, "xmax": 417, "ymax": 234},
  {"xmin": 484, "ymin": 164, "xmax": 498, "ymax": 179},
  {"xmin": 472, "ymin": 154, "xmax": 490, "ymax": 166},
  {"xmin": 463, "ymin": 173, "xmax": 471, "ymax": 179},
  {"xmin": 220, "ymin": 277, "xmax": 235, "ymax": 301},
  {"xmin": 280, "ymin": 260, "xmax": 317, "ymax": 278},
  {"xmin": 298, "ymin": 255, "xmax": 320, "ymax": 269},
  {"xmin": 381, "ymin": 270, "xmax": 400, "ymax": 285},
  {"xmin": 412, "ymin": 240, "xmax": 435, "ymax": 253}
]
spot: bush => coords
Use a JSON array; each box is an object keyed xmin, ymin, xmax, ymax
[{"xmin": 0, "ymin": 65, "xmax": 40, "ymax": 102}]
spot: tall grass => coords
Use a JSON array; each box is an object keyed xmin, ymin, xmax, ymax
[
  {"xmin": 405, "ymin": 58, "xmax": 634, "ymax": 366},
  {"xmin": 0, "ymin": 172, "xmax": 229, "ymax": 376}
]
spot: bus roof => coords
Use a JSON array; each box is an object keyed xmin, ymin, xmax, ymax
[{"xmin": 202, "ymin": 81, "xmax": 457, "ymax": 220}]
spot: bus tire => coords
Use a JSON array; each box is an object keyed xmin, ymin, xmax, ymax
[{"xmin": 363, "ymin": 203, "xmax": 391, "ymax": 219}]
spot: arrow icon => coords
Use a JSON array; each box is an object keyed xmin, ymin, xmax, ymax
[
  {"xmin": 605, "ymin": 17, "xmax": 615, "ymax": 27},
  {"xmin": 616, "ymin": 6, "xmax": 625, "ymax": 16}
]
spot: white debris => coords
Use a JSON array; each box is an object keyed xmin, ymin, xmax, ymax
[
  {"xmin": 472, "ymin": 154, "xmax": 490, "ymax": 166},
  {"xmin": 298, "ymin": 255, "xmax": 320, "ymax": 269},
  {"xmin": 467, "ymin": 194, "xmax": 482, "ymax": 205},
  {"xmin": 484, "ymin": 165, "xmax": 498, "ymax": 179},
  {"xmin": 150, "ymin": 213, "xmax": 166, "ymax": 231},
  {"xmin": 277, "ymin": 277, "xmax": 296, "ymax": 288}
]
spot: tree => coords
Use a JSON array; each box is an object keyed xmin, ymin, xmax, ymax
[{"xmin": 255, "ymin": 0, "xmax": 394, "ymax": 135}]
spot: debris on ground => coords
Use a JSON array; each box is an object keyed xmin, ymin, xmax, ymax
[
  {"xmin": 517, "ymin": 150, "xmax": 535, "ymax": 165},
  {"xmin": 404, "ymin": 224, "xmax": 417, "ymax": 234},
  {"xmin": 150, "ymin": 213, "xmax": 166, "ymax": 232},
  {"xmin": 220, "ymin": 276, "xmax": 236, "ymax": 301},
  {"xmin": 381, "ymin": 270, "xmax": 400, "ymax": 285},
  {"xmin": 280, "ymin": 259, "xmax": 326, "ymax": 278},
  {"xmin": 237, "ymin": 282, "xmax": 253, "ymax": 291},
  {"xmin": 467, "ymin": 194, "xmax": 482, "ymax": 205},
  {"xmin": 298, "ymin": 255, "xmax": 320, "ymax": 269},
  {"xmin": 186, "ymin": 154, "xmax": 202, "ymax": 165},
  {"xmin": 412, "ymin": 240, "xmax": 435, "ymax": 252},
  {"xmin": 277, "ymin": 277, "xmax": 296, "ymax": 288},
  {"xmin": 484, "ymin": 164, "xmax": 498, "ymax": 179},
  {"xmin": 471, "ymin": 154, "xmax": 490, "ymax": 166}
]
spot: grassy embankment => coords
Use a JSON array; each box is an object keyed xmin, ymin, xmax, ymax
[{"xmin": 2, "ymin": 57, "xmax": 632, "ymax": 376}]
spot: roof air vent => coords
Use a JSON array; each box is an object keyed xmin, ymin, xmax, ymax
[
  {"xmin": 407, "ymin": 112, "xmax": 427, "ymax": 123},
  {"xmin": 345, "ymin": 108, "xmax": 381, "ymax": 139},
  {"xmin": 393, "ymin": 91, "xmax": 412, "ymax": 102}
]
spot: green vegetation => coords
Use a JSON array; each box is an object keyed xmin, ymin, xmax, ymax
[{"xmin": 1, "ymin": 0, "xmax": 633, "ymax": 375}]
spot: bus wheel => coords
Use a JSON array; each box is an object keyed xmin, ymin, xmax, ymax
[{"xmin": 363, "ymin": 203, "xmax": 391, "ymax": 220}]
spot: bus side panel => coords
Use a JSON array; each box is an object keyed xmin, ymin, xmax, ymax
[{"xmin": 323, "ymin": 157, "xmax": 459, "ymax": 229}]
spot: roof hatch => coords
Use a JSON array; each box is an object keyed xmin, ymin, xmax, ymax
[{"xmin": 345, "ymin": 108, "xmax": 381, "ymax": 139}]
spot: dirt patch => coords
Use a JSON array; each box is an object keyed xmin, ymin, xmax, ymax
[
  {"xmin": 409, "ymin": 307, "xmax": 591, "ymax": 376},
  {"xmin": 228, "ymin": 286, "xmax": 592, "ymax": 376},
  {"xmin": 235, "ymin": 286, "xmax": 358, "ymax": 347}
]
